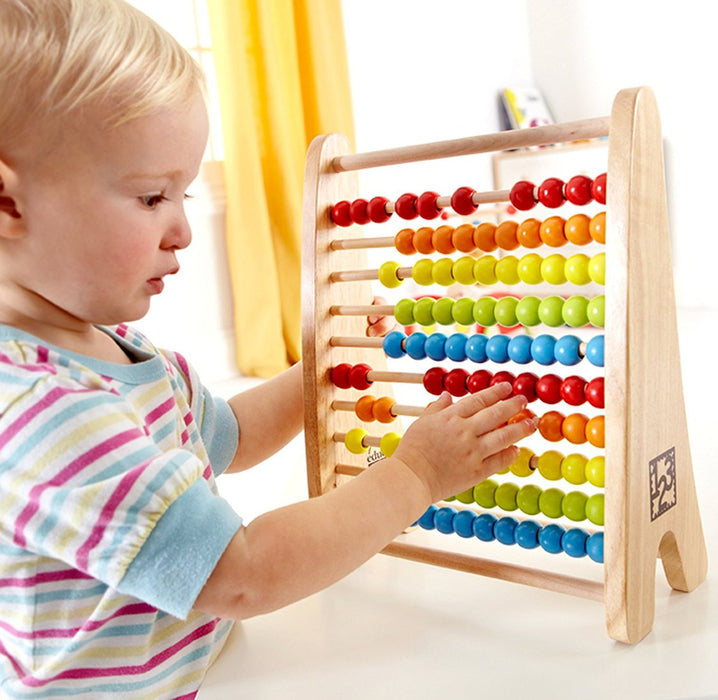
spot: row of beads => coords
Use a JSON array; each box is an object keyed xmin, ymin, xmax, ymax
[
  {"xmin": 383, "ymin": 330, "xmax": 605, "ymax": 367},
  {"xmin": 342, "ymin": 428, "xmax": 400, "ymax": 457},
  {"xmin": 417, "ymin": 505, "xmax": 604, "ymax": 562},
  {"xmin": 378, "ymin": 252, "xmax": 606, "ymax": 289},
  {"xmin": 499, "ymin": 447, "xmax": 605, "ymax": 487},
  {"xmin": 454, "ymin": 477, "xmax": 604, "ymax": 525},
  {"xmin": 394, "ymin": 213, "xmax": 606, "ymax": 256},
  {"xmin": 394, "ymin": 294, "xmax": 605, "ymax": 329},
  {"xmin": 352, "ymin": 395, "xmax": 397, "ymax": 423},
  {"xmin": 509, "ymin": 173, "xmax": 607, "ymax": 211}
]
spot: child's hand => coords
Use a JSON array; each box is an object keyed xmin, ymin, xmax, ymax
[
  {"xmin": 392, "ymin": 382, "xmax": 536, "ymax": 504},
  {"xmin": 366, "ymin": 296, "xmax": 397, "ymax": 337}
]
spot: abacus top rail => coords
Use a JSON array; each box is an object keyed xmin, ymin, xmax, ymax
[{"xmin": 331, "ymin": 117, "xmax": 611, "ymax": 172}]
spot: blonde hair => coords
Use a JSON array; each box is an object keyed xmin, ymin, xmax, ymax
[{"xmin": 0, "ymin": 0, "xmax": 205, "ymax": 150}]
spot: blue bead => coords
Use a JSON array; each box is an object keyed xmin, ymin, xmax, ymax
[
  {"xmin": 486, "ymin": 334, "xmax": 511, "ymax": 363},
  {"xmin": 554, "ymin": 335, "xmax": 582, "ymax": 366},
  {"xmin": 585, "ymin": 335, "xmax": 605, "ymax": 367},
  {"xmin": 465, "ymin": 334, "xmax": 489, "ymax": 363},
  {"xmin": 494, "ymin": 516, "xmax": 518, "ymax": 545},
  {"xmin": 473, "ymin": 513, "xmax": 497, "ymax": 541},
  {"xmin": 507, "ymin": 335, "xmax": 534, "ymax": 364},
  {"xmin": 538, "ymin": 523, "xmax": 565, "ymax": 554},
  {"xmin": 515, "ymin": 520, "xmax": 540, "ymax": 549},
  {"xmin": 453, "ymin": 510, "xmax": 477, "ymax": 538},
  {"xmin": 405, "ymin": 332, "xmax": 428, "ymax": 360},
  {"xmin": 586, "ymin": 532, "xmax": 604, "ymax": 563},
  {"xmin": 382, "ymin": 331, "xmax": 406, "ymax": 359},
  {"xmin": 530, "ymin": 334, "xmax": 557, "ymax": 365},
  {"xmin": 417, "ymin": 505, "xmax": 438, "ymax": 530},
  {"xmin": 445, "ymin": 333, "xmax": 468, "ymax": 362},
  {"xmin": 434, "ymin": 506, "xmax": 457, "ymax": 534},
  {"xmin": 425, "ymin": 333, "xmax": 448, "ymax": 361},
  {"xmin": 562, "ymin": 528, "xmax": 589, "ymax": 558}
]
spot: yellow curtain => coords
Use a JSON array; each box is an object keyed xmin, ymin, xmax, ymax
[{"xmin": 207, "ymin": 0, "xmax": 355, "ymax": 378}]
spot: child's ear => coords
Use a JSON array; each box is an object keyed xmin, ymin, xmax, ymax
[{"xmin": 0, "ymin": 156, "xmax": 24, "ymax": 237}]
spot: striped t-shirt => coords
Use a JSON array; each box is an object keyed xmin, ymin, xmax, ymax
[{"xmin": 0, "ymin": 323, "xmax": 243, "ymax": 698}]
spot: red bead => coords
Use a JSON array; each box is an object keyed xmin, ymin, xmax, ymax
[
  {"xmin": 349, "ymin": 198, "xmax": 370, "ymax": 225},
  {"xmin": 560, "ymin": 375, "xmax": 587, "ymax": 406},
  {"xmin": 395, "ymin": 193, "xmax": 419, "ymax": 220},
  {"xmin": 367, "ymin": 196, "xmax": 391, "ymax": 223},
  {"xmin": 490, "ymin": 370, "xmax": 515, "ymax": 388},
  {"xmin": 444, "ymin": 368, "xmax": 469, "ymax": 397},
  {"xmin": 450, "ymin": 186, "xmax": 478, "ymax": 215},
  {"xmin": 535, "ymin": 374, "xmax": 562, "ymax": 404},
  {"xmin": 537, "ymin": 177, "xmax": 565, "ymax": 208},
  {"xmin": 348, "ymin": 363, "xmax": 373, "ymax": 390},
  {"xmin": 592, "ymin": 173, "xmax": 607, "ymax": 204},
  {"xmin": 416, "ymin": 191, "xmax": 442, "ymax": 220},
  {"xmin": 330, "ymin": 200, "xmax": 353, "ymax": 227},
  {"xmin": 565, "ymin": 175, "xmax": 593, "ymax": 205},
  {"xmin": 423, "ymin": 367, "xmax": 447, "ymax": 396},
  {"xmin": 330, "ymin": 363, "xmax": 352, "ymax": 389},
  {"xmin": 467, "ymin": 369, "xmax": 492, "ymax": 394},
  {"xmin": 513, "ymin": 372, "xmax": 538, "ymax": 402},
  {"xmin": 585, "ymin": 377, "xmax": 605, "ymax": 408},
  {"xmin": 509, "ymin": 180, "xmax": 536, "ymax": 211}
]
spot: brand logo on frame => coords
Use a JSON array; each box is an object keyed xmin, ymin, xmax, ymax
[{"xmin": 649, "ymin": 447, "xmax": 677, "ymax": 521}]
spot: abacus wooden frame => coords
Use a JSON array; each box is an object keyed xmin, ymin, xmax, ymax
[{"xmin": 301, "ymin": 86, "xmax": 707, "ymax": 644}]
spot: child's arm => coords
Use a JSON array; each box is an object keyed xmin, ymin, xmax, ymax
[{"xmin": 195, "ymin": 383, "xmax": 535, "ymax": 620}]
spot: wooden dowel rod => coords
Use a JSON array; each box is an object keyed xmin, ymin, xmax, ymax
[
  {"xmin": 382, "ymin": 541, "xmax": 605, "ymax": 602},
  {"xmin": 330, "ymin": 236, "xmax": 395, "ymax": 251},
  {"xmin": 332, "ymin": 117, "xmax": 610, "ymax": 172},
  {"xmin": 368, "ymin": 370, "xmax": 424, "ymax": 384},
  {"xmin": 331, "ymin": 304, "xmax": 394, "ymax": 317},
  {"xmin": 330, "ymin": 267, "xmax": 413, "ymax": 283},
  {"xmin": 330, "ymin": 336, "xmax": 384, "ymax": 349}
]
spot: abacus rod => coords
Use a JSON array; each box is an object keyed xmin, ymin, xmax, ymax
[
  {"xmin": 331, "ymin": 304, "xmax": 394, "ymax": 317},
  {"xmin": 331, "ymin": 117, "xmax": 610, "ymax": 172},
  {"xmin": 330, "ymin": 236, "xmax": 395, "ymax": 251},
  {"xmin": 330, "ymin": 336, "xmax": 384, "ymax": 349}
]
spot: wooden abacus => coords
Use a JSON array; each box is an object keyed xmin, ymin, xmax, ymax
[{"xmin": 301, "ymin": 86, "xmax": 707, "ymax": 644}]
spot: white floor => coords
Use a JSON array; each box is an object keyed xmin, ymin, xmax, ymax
[{"xmin": 200, "ymin": 307, "xmax": 718, "ymax": 700}]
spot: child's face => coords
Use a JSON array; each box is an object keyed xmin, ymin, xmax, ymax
[{"xmin": 3, "ymin": 91, "xmax": 209, "ymax": 327}]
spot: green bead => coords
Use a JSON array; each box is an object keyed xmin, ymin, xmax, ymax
[
  {"xmin": 411, "ymin": 259, "xmax": 434, "ymax": 286},
  {"xmin": 561, "ymin": 453, "xmax": 588, "ymax": 485},
  {"xmin": 516, "ymin": 484, "xmax": 542, "ymax": 515},
  {"xmin": 540, "ymin": 254, "xmax": 567, "ymax": 285},
  {"xmin": 474, "ymin": 255, "xmax": 498, "ymax": 285},
  {"xmin": 585, "ymin": 456, "xmax": 605, "ymax": 487},
  {"xmin": 586, "ymin": 493, "xmax": 605, "ymax": 526},
  {"xmin": 536, "ymin": 450, "xmax": 563, "ymax": 481},
  {"xmin": 495, "ymin": 255, "xmax": 520, "ymax": 285},
  {"xmin": 562, "ymin": 491, "xmax": 588, "ymax": 521},
  {"xmin": 494, "ymin": 482, "xmax": 519, "ymax": 511},
  {"xmin": 517, "ymin": 253, "xmax": 543, "ymax": 284},
  {"xmin": 394, "ymin": 298, "xmax": 416, "ymax": 326},
  {"xmin": 378, "ymin": 261, "xmax": 402, "ymax": 288},
  {"xmin": 494, "ymin": 297, "xmax": 519, "ymax": 327},
  {"xmin": 538, "ymin": 296, "xmax": 565, "ymax": 327},
  {"xmin": 452, "ymin": 256, "xmax": 476, "ymax": 285},
  {"xmin": 452, "ymin": 297, "xmax": 476, "ymax": 326},
  {"xmin": 515, "ymin": 296, "xmax": 542, "ymax": 327},
  {"xmin": 413, "ymin": 297, "xmax": 436, "ymax": 326},
  {"xmin": 473, "ymin": 297, "xmax": 497, "ymax": 326},
  {"xmin": 473, "ymin": 479, "xmax": 498, "ymax": 508},
  {"xmin": 588, "ymin": 252, "xmax": 606, "ymax": 285},
  {"xmin": 587, "ymin": 295, "xmax": 605, "ymax": 327},
  {"xmin": 539, "ymin": 487, "xmax": 565, "ymax": 518},
  {"xmin": 432, "ymin": 297, "xmax": 455, "ymax": 325},
  {"xmin": 562, "ymin": 296, "xmax": 589, "ymax": 327},
  {"xmin": 455, "ymin": 487, "xmax": 475, "ymax": 504},
  {"xmin": 565, "ymin": 254, "xmax": 591, "ymax": 285},
  {"xmin": 432, "ymin": 258, "xmax": 455, "ymax": 286}
]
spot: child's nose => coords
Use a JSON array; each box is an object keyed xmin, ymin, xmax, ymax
[{"xmin": 163, "ymin": 214, "xmax": 192, "ymax": 250}]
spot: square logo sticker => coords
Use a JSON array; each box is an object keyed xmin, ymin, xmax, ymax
[{"xmin": 649, "ymin": 447, "xmax": 677, "ymax": 521}]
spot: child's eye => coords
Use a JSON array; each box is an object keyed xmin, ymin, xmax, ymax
[{"xmin": 140, "ymin": 193, "xmax": 168, "ymax": 209}]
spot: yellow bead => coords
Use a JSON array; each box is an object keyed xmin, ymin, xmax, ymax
[
  {"xmin": 561, "ymin": 453, "xmax": 588, "ymax": 484},
  {"xmin": 378, "ymin": 260, "xmax": 403, "ymax": 288},
  {"xmin": 564, "ymin": 254, "xmax": 591, "ymax": 285},
  {"xmin": 473, "ymin": 255, "xmax": 498, "ymax": 285},
  {"xmin": 452, "ymin": 256, "xmax": 476, "ymax": 285},
  {"xmin": 589, "ymin": 252, "xmax": 606, "ymax": 285},
  {"xmin": 536, "ymin": 450, "xmax": 563, "ymax": 480},
  {"xmin": 411, "ymin": 259, "xmax": 434, "ymax": 286},
  {"xmin": 432, "ymin": 257, "xmax": 455, "ymax": 286},
  {"xmin": 540, "ymin": 253, "xmax": 567, "ymax": 285},
  {"xmin": 495, "ymin": 255, "xmax": 520, "ymax": 285},
  {"xmin": 586, "ymin": 456, "xmax": 605, "ymax": 487},
  {"xmin": 344, "ymin": 428, "xmax": 368, "ymax": 454},
  {"xmin": 509, "ymin": 447, "xmax": 535, "ymax": 477},
  {"xmin": 379, "ymin": 432, "xmax": 401, "ymax": 457},
  {"xmin": 517, "ymin": 253, "xmax": 543, "ymax": 284}
]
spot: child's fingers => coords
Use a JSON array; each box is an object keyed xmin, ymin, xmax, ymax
[
  {"xmin": 477, "ymin": 415, "xmax": 537, "ymax": 457},
  {"xmin": 452, "ymin": 382, "xmax": 514, "ymax": 418}
]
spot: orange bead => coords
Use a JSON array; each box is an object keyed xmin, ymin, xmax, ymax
[
  {"xmin": 452, "ymin": 224, "xmax": 476, "ymax": 253},
  {"xmin": 473, "ymin": 222, "xmax": 498, "ymax": 252},
  {"xmin": 538, "ymin": 411, "xmax": 565, "ymax": 442},
  {"xmin": 539, "ymin": 216, "xmax": 567, "ymax": 247},
  {"xmin": 589, "ymin": 212, "xmax": 606, "ymax": 243},
  {"xmin": 413, "ymin": 227, "xmax": 435, "ymax": 254},
  {"xmin": 516, "ymin": 218, "xmax": 542, "ymax": 248},
  {"xmin": 355, "ymin": 395, "xmax": 376, "ymax": 422},
  {"xmin": 372, "ymin": 396, "xmax": 397, "ymax": 424},
  {"xmin": 494, "ymin": 220, "xmax": 519, "ymax": 251},
  {"xmin": 508, "ymin": 408, "xmax": 537, "ymax": 425},
  {"xmin": 432, "ymin": 225, "xmax": 456, "ymax": 254},
  {"xmin": 562, "ymin": 413, "xmax": 588, "ymax": 444},
  {"xmin": 564, "ymin": 214, "xmax": 592, "ymax": 245},
  {"xmin": 395, "ymin": 228, "xmax": 416, "ymax": 255},
  {"xmin": 585, "ymin": 415, "xmax": 605, "ymax": 447}
]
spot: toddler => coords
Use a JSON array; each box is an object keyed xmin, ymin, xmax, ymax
[{"xmin": 0, "ymin": 0, "xmax": 536, "ymax": 697}]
